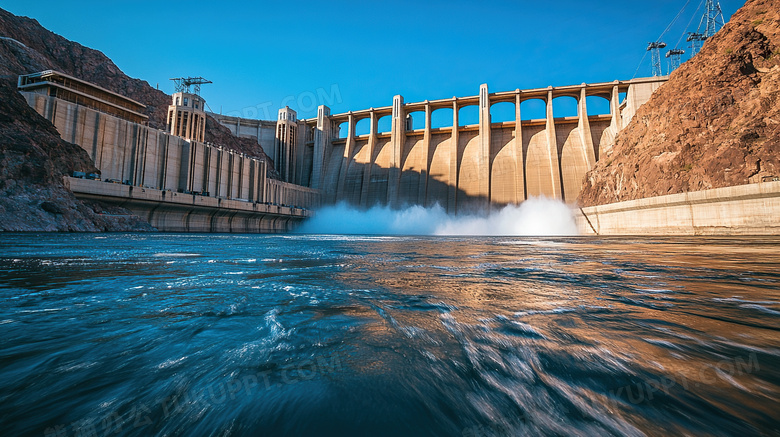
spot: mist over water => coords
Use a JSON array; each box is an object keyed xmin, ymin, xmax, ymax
[{"xmin": 297, "ymin": 197, "xmax": 578, "ymax": 236}]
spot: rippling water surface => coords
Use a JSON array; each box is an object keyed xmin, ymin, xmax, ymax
[{"xmin": 1, "ymin": 234, "xmax": 779, "ymax": 436}]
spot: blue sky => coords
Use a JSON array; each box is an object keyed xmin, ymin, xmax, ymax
[{"xmin": 3, "ymin": 0, "xmax": 743, "ymax": 125}]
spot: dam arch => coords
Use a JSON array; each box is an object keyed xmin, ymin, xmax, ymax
[
  {"xmin": 458, "ymin": 104, "xmax": 479, "ymax": 127},
  {"xmin": 489, "ymin": 101, "xmax": 515, "ymax": 123},
  {"xmin": 430, "ymin": 107, "xmax": 454, "ymax": 129},
  {"xmin": 520, "ymin": 98, "xmax": 546, "ymax": 121}
]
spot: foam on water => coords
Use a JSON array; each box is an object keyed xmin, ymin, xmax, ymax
[{"xmin": 297, "ymin": 197, "xmax": 578, "ymax": 236}]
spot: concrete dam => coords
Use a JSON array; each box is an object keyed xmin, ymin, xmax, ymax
[
  {"xmin": 213, "ymin": 77, "xmax": 667, "ymax": 213},
  {"xmin": 17, "ymin": 69, "xmax": 666, "ymax": 232},
  {"xmin": 18, "ymin": 70, "xmax": 320, "ymax": 232}
]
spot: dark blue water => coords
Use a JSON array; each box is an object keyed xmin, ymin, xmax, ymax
[{"xmin": 1, "ymin": 234, "xmax": 779, "ymax": 436}]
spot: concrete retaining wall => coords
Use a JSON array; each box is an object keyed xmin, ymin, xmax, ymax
[
  {"xmin": 575, "ymin": 181, "xmax": 780, "ymax": 235},
  {"xmin": 65, "ymin": 177, "xmax": 310, "ymax": 233}
]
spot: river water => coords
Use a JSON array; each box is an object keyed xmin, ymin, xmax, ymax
[{"xmin": 0, "ymin": 234, "xmax": 778, "ymax": 436}]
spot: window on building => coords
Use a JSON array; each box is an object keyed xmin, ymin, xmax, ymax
[
  {"xmin": 176, "ymin": 97, "xmax": 180, "ymax": 105},
  {"xmin": 184, "ymin": 98, "xmax": 189, "ymax": 107}
]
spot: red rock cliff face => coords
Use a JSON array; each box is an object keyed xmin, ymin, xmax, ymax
[{"xmin": 578, "ymin": 0, "xmax": 780, "ymax": 207}]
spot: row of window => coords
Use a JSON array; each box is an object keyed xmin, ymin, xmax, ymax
[{"xmin": 174, "ymin": 96, "xmax": 201, "ymax": 110}]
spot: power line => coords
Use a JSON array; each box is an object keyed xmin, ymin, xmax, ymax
[
  {"xmin": 674, "ymin": 0, "xmax": 705, "ymax": 49},
  {"xmin": 634, "ymin": 0, "xmax": 691, "ymax": 79},
  {"xmin": 657, "ymin": 0, "xmax": 693, "ymax": 41}
]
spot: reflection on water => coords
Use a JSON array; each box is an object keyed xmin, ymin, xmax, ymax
[{"xmin": 0, "ymin": 234, "xmax": 778, "ymax": 436}]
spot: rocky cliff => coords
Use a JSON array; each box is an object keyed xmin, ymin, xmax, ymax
[{"xmin": 579, "ymin": 0, "xmax": 780, "ymax": 207}]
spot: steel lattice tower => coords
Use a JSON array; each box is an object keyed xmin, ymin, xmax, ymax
[
  {"xmin": 648, "ymin": 42, "xmax": 667, "ymax": 77},
  {"xmin": 702, "ymin": 0, "xmax": 725, "ymax": 38},
  {"xmin": 686, "ymin": 32, "xmax": 706, "ymax": 56},
  {"xmin": 666, "ymin": 49, "xmax": 685, "ymax": 74},
  {"xmin": 170, "ymin": 77, "xmax": 212, "ymax": 96}
]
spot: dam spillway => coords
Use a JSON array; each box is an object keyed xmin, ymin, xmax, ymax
[{"xmin": 213, "ymin": 77, "xmax": 667, "ymax": 213}]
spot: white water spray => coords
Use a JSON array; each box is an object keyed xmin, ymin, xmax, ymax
[{"xmin": 297, "ymin": 197, "xmax": 578, "ymax": 236}]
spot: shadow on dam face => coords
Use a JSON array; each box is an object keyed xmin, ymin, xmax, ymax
[
  {"xmin": 321, "ymin": 160, "xmax": 492, "ymax": 213},
  {"xmin": 307, "ymin": 161, "xmax": 578, "ymax": 236}
]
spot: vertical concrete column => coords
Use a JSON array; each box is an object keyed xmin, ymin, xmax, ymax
[
  {"xmin": 610, "ymin": 83, "xmax": 622, "ymax": 132},
  {"xmin": 601, "ymin": 82, "xmax": 624, "ymax": 161},
  {"xmin": 248, "ymin": 158, "xmax": 256, "ymax": 202},
  {"xmin": 448, "ymin": 98, "xmax": 459, "ymax": 213},
  {"xmin": 295, "ymin": 123, "xmax": 306, "ymax": 185},
  {"xmin": 203, "ymin": 144, "xmax": 212, "ymax": 194},
  {"xmin": 336, "ymin": 112, "xmax": 355, "ymax": 198},
  {"xmin": 157, "ymin": 133, "xmax": 167, "ymax": 189},
  {"xmin": 478, "ymin": 84, "xmax": 491, "ymax": 205},
  {"xmin": 260, "ymin": 160, "xmax": 267, "ymax": 203},
  {"xmin": 92, "ymin": 112, "xmax": 102, "ymax": 166},
  {"xmin": 226, "ymin": 152, "xmax": 234, "ymax": 199},
  {"xmin": 168, "ymin": 109, "xmax": 176, "ymax": 138},
  {"xmin": 360, "ymin": 110, "xmax": 377, "ymax": 207},
  {"xmin": 419, "ymin": 102, "xmax": 431, "ymax": 205},
  {"xmin": 139, "ymin": 128, "xmax": 149, "ymax": 187},
  {"xmin": 185, "ymin": 113, "xmax": 191, "ymax": 141},
  {"xmin": 514, "ymin": 90, "xmax": 526, "ymax": 203},
  {"xmin": 388, "ymin": 95, "xmax": 405, "ymax": 207},
  {"xmin": 545, "ymin": 87, "xmax": 563, "ymax": 200},
  {"xmin": 188, "ymin": 142, "xmax": 198, "ymax": 192},
  {"xmin": 311, "ymin": 105, "xmax": 331, "ymax": 190},
  {"xmin": 241, "ymin": 155, "xmax": 251, "ymax": 200},
  {"xmin": 577, "ymin": 86, "xmax": 596, "ymax": 169},
  {"xmin": 214, "ymin": 149, "xmax": 222, "ymax": 197}
]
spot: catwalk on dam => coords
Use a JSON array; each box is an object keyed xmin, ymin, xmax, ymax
[{"xmin": 1, "ymin": 234, "xmax": 778, "ymax": 436}]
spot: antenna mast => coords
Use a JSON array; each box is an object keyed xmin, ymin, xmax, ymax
[{"xmin": 169, "ymin": 77, "xmax": 213, "ymax": 96}]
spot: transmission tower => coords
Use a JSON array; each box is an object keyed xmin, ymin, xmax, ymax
[
  {"xmin": 666, "ymin": 49, "xmax": 685, "ymax": 74},
  {"xmin": 647, "ymin": 41, "xmax": 667, "ymax": 77},
  {"xmin": 169, "ymin": 77, "xmax": 212, "ymax": 96},
  {"xmin": 686, "ymin": 32, "xmax": 706, "ymax": 56},
  {"xmin": 701, "ymin": 0, "xmax": 725, "ymax": 38}
]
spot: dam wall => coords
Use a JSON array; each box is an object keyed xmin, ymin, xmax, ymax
[
  {"xmin": 22, "ymin": 92, "xmax": 321, "ymax": 232},
  {"xmin": 207, "ymin": 113, "xmax": 278, "ymax": 166},
  {"xmin": 575, "ymin": 181, "xmax": 780, "ymax": 236},
  {"xmin": 293, "ymin": 77, "xmax": 667, "ymax": 212}
]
